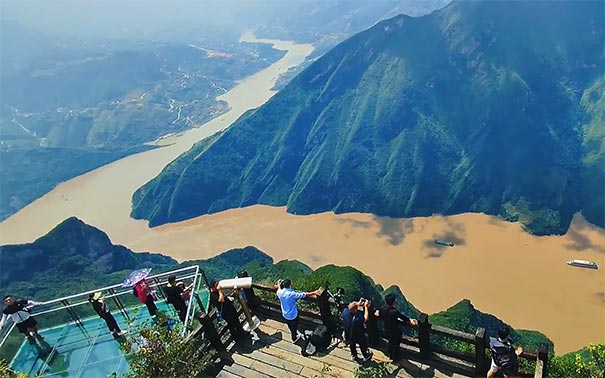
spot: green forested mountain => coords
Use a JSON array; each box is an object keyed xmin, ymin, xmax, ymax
[{"xmin": 132, "ymin": 0, "xmax": 604, "ymax": 234}]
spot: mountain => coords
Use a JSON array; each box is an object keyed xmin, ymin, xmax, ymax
[
  {"xmin": 252, "ymin": 0, "xmax": 450, "ymax": 55},
  {"xmin": 430, "ymin": 299, "xmax": 553, "ymax": 352},
  {"xmin": 0, "ymin": 217, "xmax": 176, "ymax": 299},
  {"xmin": 132, "ymin": 0, "xmax": 604, "ymax": 235},
  {"xmin": 0, "ymin": 217, "xmax": 272, "ymax": 301}
]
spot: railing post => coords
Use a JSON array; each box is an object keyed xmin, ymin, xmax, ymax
[
  {"xmin": 418, "ymin": 313, "xmax": 431, "ymax": 359},
  {"xmin": 198, "ymin": 311, "xmax": 225, "ymax": 351},
  {"xmin": 235, "ymin": 289, "xmax": 260, "ymax": 332},
  {"xmin": 474, "ymin": 327, "xmax": 488, "ymax": 376},
  {"xmin": 238, "ymin": 271, "xmax": 260, "ymax": 309},
  {"xmin": 536, "ymin": 342, "xmax": 549, "ymax": 378}
]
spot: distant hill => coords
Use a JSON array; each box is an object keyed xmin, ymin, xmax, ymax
[
  {"xmin": 0, "ymin": 20, "xmax": 286, "ymax": 221},
  {"xmin": 132, "ymin": 0, "xmax": 604, "ymax": 235},
  {"xmin": 430, "ymin": 299, "xmax": 554, "ymax": 352},
  {"xmin": 0, "ymin": 217, "xmax": 270, "ymax": 300}
]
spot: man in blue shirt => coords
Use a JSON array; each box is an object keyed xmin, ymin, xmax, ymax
[
  {"xmin": 342, "ymin": 300, "xmax": 373, "ymax": 362},
  {"xmin": 276, "ymin": 279, "xmax": 322, "ymax": 342}
]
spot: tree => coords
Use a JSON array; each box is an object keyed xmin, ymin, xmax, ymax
[
  {"xmin": 549, "ymin": 343, "xmax": 605, "ymax": 378},
  {"xmin": 119, "ymin": 316, "xmax": 215, "ymax": 378}
]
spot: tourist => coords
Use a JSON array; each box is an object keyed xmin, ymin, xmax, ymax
[
  {"xmin": 487, "ymin": 326, "xmax": 523, "ymax": 378},
  {"xmin": 89, "ymin": 292, "xmax": 124, "ymax": 336},
  {"xmin": 164, "ymin": 275, "xmax": 192, "ymax": 323},
  {"xmin": 342, "ymin": 299, "xmax": 373, "ymax": 362},
  {"xmin": 275, "ymin": 279, "xmax": 321, "ymax": 342},
  {"xmin": 376, "ymin": 293, "xmax": 418, "ymax": 361},
  {"xmin": 176, "ymin": 281, "xmax": 191, "ymax": 307},
  {"xmin": 133, "ymin": 278, "xmax": 158, "ymax": 318},
  {"xmin": 364, "ymin": 299, "xmax": 380, "ymax": 347},
  {"xmin": 0, "ymin": 295, "xmax": 44, "ymax": 344},
  {"xmin": 209, "ymin": 281, "xmax": 246, "ymax": 341}
]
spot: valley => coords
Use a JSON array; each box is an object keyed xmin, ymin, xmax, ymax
[{"xmin": 0, "ymin": 34, "xmax": 602, "ymax": 355}]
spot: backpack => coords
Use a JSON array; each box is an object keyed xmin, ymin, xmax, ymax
[
  {"xmin": 301, "ymin": 325, "xmax": 330, "ymax": 356},
  {"xmin": 490, "ymin": 337, "xmax": 518, "ymax": 375}
]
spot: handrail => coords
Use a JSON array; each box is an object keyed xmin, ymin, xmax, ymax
[
  {"xmin": 35, "ymin": 265, "xmax": 200, "ymax": 307},
  {"xmin": 249, "ymin": 282, "xmax": 549, "ymax": 378}
]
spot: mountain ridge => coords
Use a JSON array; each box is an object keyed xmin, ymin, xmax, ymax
[{"xmin": 131, "ymin": 0, "xmax": 604, "ymax": 235}]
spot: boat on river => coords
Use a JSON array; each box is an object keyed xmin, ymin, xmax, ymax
[{"xmin": 566, "ymin": 259, "xmax": 598, "ymax": 270}]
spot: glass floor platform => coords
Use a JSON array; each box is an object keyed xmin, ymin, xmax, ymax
[{"xmin": 11, "ymin": 301, "xmax": 177, "ymax": 378}]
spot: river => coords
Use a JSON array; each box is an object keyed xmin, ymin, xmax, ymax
[{"xmin": 0, "ymin": 35, "xmax": 603, "ymax": 354}]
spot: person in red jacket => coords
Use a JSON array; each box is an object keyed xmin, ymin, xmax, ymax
[{"xmin": 133, "ymin": 278, "xmax": 158, "ymax": 318}]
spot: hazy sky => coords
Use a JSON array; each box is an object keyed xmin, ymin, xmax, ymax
[{"xmin": 0, "ymin": 0, "xmax": 269, "ymax": 40}]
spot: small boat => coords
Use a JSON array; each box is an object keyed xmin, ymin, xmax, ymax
[
  {"xmin": 567, "ymin": 260, "xmax": 598, "ymax": 270},
  {"xmin": 434, "ymin": 239, "xmax": 455, "ymax": 247}
]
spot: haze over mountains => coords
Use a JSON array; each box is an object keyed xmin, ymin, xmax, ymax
[
  {"xmin": 0, "ymin": 0, "xmax": 445, "ymax": 222},
  {"xmin": 132, "ymin": 0, "xmax": 604, "ymax": 235}
]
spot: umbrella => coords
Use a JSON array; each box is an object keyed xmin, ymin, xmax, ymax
[{"xmin": 122, "ymin": 268, "xmax": 152, "ymax": 287}]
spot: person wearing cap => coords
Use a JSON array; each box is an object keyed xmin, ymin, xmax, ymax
[
  {"xmin": 164, "ymin": 275, "xmax": 193, "ymax": 323},
  {"xmin": 342, "ymin": 299, "xmax": 373, "ymax": 362},
  {"xmin": 275, "ymin": 278, "xmax": 322, "ymax": 343},
  {"xmin": 0, "ymin": 295, "xmax": 44, "ymax": 344},
  {"xmin": 89, "ymin": 292, "xmax": 124, "ymax": 337}
]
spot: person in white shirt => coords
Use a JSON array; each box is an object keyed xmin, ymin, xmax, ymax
[
  {"xmin": 1, "ymin": 295, "xmax": 43, "ymax": 344},
  {"xmin": 275, "ymin": 279, "xmax": 321, "ymax": 342}
]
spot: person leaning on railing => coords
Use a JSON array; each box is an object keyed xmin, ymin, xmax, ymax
[
  {"xmin": 164, "ymin": 275, "xmax": 193, "ymax": 323},
  {"xmin": 209, "ymin": 281, "xmax": 247, "ymax": 341},
  {"xmin": 0, "ymin": 295, "xmax": 44, "ymax": 344},
  {"xmin": 88, "ymin": 292, "xmax": 125, "ymax": 337},
  {"xmin": 375, "ymin": 293, "xmax": 418, "ymax": 362},
  {"xmin": 487, "ymin": 326, "xmax": 523, "ymax": 378},
  {"xmin": 275, "ymin": 278, "xmax": 322, "ymax": 343}
]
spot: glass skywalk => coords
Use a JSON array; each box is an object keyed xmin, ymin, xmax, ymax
[{"xmin": 1, "ymin": 266, "xmax": 210, "ymax": 377}]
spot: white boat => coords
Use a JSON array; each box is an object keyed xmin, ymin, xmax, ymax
[{"xmin": 566, "ymin": 259, "xmax": 598, "ymax": 270}]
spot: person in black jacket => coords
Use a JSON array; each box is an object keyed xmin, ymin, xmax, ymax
[
  {"xmin": 209, "ymin": 281, "xmax": 246, "ymax": 341},
  {"xmin": 164, "ymin": 275, "xmax": 192, "ymax": 323},
  {"xmin": 0, "ymin": 295, "xmax": 43, "ymax": 344},
  {"xmin": 88, "ymin": 292, "xmax": 124, "ymax": 337},
  {"xmin": 376, "ymin": 294, "xmax": 417, "ymax": 361}
]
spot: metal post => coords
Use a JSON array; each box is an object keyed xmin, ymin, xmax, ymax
[
  {"xmin": 235, "ymin": 289, "xmax": 260, "ymax": 332},
  {"xmin": 474, "ymin": 327, "xmax": 488, "ymax": 376},
  {"xmin": 109, "ymin": 288, "xmax": 130, "ymax": 321},
  {"xmin": 418, "ymin": 313, "xmax": 432, "ymax": 359},
  {"xmin": 537, "ymin": 343, "xmax": 550, "ymax": 378}
]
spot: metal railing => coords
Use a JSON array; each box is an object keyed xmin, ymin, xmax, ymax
[
  {"xmin": 0, "ymin": 265, "xmax": 209, "ymax": 364},
  {"xmin": 250, "ymin": 283, "xmax": 550, "ymax": 378}
]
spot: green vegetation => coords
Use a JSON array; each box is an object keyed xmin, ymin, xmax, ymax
[
  {"xmin": 550, "ymin": 344, "xmax": 605, "ymax": 378},
  {"xmin": 0, "ymin": 146, "xmax": 150, "ymax": 221},
  {"xmin": 132, "ymin": 1, "xmax": 604, "ymax": 235},
  {"xmin": 119, "ymin": 317, "xmax": 215, "ymax": 378},
  {"xmin": 353, "ymin": 362, "xmax": 390, "ymax": 378},
  {"xmin": 430, "ymin": 299, "xmax": 553, "ymax": 353}
]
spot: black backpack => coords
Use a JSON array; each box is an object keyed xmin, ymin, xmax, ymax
[
  {"xmin": 302, "ymin": 325, "xmax": 330, "ymax": 356},
  {"xmin": 490, "ymin": 338, "xmax": 519, "ymax": 375}
]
